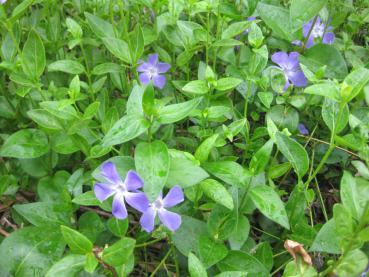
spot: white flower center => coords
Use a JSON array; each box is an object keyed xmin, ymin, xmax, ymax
[
  {"xmin": 148, "ymin": 66, "xmax": 158, "ymax": 78},
  {"xmin": 153, "ymin": 199, "xmax": 164, "ymax": 210},
  {"xmin": 312, "ymin": 24, "xmax": 325, "ymax": 38},
  {"xmin": 115, "ymin": 183, "xmax": 127, "ymax": 195}
]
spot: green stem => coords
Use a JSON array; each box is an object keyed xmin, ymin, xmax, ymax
[
  {"xmin": 302, "ymin": 16, "xmax": 318, "ymax": 52},
  {"xmin": 135, "ymin": 238, "xmax": 162, "ymax": 248},
  {"xmin": 149, "ymin": 249, "xmax": 172, "ymax": 277}
]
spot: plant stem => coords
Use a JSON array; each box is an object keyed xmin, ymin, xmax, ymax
[
  {"xmin": 302, "ymin": 16, "xmax": 318, "ymax": 52},
  {"xmin": 149, "ymin": 249, "xmax": 172, "ymax": 277},
  {"xmin": 135, "ymin": 238, "xmax": 162, "ymax": 248}
]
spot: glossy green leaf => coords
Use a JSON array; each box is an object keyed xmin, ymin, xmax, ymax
[
  {"xmin": 45, "ymin": 255, "xmax": 85, "ymax": 277},
  {"xmin": 249, "ymin": 185, "xmax": 290, "ymax": 229},
  {"xmin": 159, "ymin": 97, "xmax": 202, "ymax": 124},
  {"xmin": 102, "ymin": 238, "xmax": 136, "ymax": 266},
  {"xmin": 200, "ymin": 179, "xmax": 234, "ymax": 210},
  {"xmin": 198, "ymin": 235, "xmax": 228, "ymax": 268},
  {"xmin": 135, "ymin": 140, "xmax": 170, "ymax": 201},
  {"xmin": 22, "ymin": 30, "xmax": 45, "ymax": 79},
  {"xmin": 275, "ymin": 132, "xmax": 309, "ymax": 178},
  {"xmin": 290, "ymin": 0, "xmax": 327, "ymax": 31},
  {"xmin": 188, "ymin": 253, "xmax": 208, "ymax": 277},
  {"xmin": 60, "ymin": 225, "xmax": 93, "ymax": 254},
  {"xmin": 48, "ymin": 60, "xmax": 85, "ymax": 74},
  {"xmin": 182, "ymin": 80, "xmax": 209, "ymax": 95},
  {"xmin": 249, "ymin": 139, "xmax": 274, "ymax": 175},
  {"xmin": 310, "ymin": 219, "xmax": 341, "ymax": 254}
]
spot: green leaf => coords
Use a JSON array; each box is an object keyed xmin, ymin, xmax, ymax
[
  {"xmin": 60, "ymin": 225, "xmax": 93, "ymax": 254},
  {"xmin": 249, "ymin": 139, "xmax": 274, "ymax": 175},
  {"xmin": 85, "ymin": 12, "xmax": 115, "ymax": 38},
  {"xmin": 322, "ymin": 98, "xmax": 349, "ymax": 134},
  {"xmin": 72, "ymin": 191, "xmax": 100, "ymax": 206},
  {"xmin": 203, "ymin": 161, "xmax": 248, "ymax": 187},
  {"xmin": 102, "ymin": 37, "xmax": 131, "ymax": 64},
  {"xmin": 212, "ymin": 39, "xmax": 243, "ymax": 47},
  {"xmin": 0, "ymin": 129, "xmax": 50, "ymax": 159},
  {"xmin": 84, "ymin": 253, "xmax": 98, "ymax": 273},
  {"xmin": 340, "ymin": 171, "xmax": 361, "ymax": 220},
  {"xmin": 129, "ymin": 25, "xmax": 144, "ymax": 63},
  {"xmin": 208, "ymin": 204, "xmax": 237, "ymax": 240},
  {"xmin": 135, "ymin": 140, "xmax": 170, "ymax": 201},
  {"xmin": 254, "ymin": 242, "xmax": 274, "ymax": 272},
  {"xmin": 48, "ymin": 60, "xmax": 85, "ymax": 74},
  {"xmin": 45, "ymin": 255, "xmax": 86, "ymax": 277},
  {"xmin": 92, "ymin": 62, "xmax": 122, "ymax": 75},
  {"xmin": 290, "ymin": 0, "xmax": 328, "ymax": 31},
  {"xmin": 217, "ymin": 250, "xmax": 269, "ymax": 276},
  {"xmin": 102, "ymin": 238, "xmax": 136, "ymax": 266},
  {"xmin": 275, "ymin": 132, "xmax": 309, "ymax": 178},
  {"xmin": 27, "ymin": 109, "xmax": 63, "ymax": 130},
  {"xmin": 188, "ymin": 253, "xmax": 208, "ymax": 277},
  {"xmin": 304, "ymin": 82, "xmax": 341, "ymax": 102},
  {"xmin": 228, "ymin": 215, "xmax": 250, "ymax": 250},
  {"xmin": 142, "ymin": 83, "xmax": 155, "ymax": 116},
  {"xmin": 249, "ymin": 185, "xmax": 290, "ymax": 229},
  {"xmin": 0, "ymin": 227, "xmax": 65, "ymax": 277},
  {"xmin": 195, "ymin": 134, "xmax": 219, "ymax": 163},
  {"xmin": 310, "ymin": 219, "xmax": 341, "ymax": 254},
  {"xmin": 334, "ymin": 249, "xmax": 368, "ymax": 277},
  {"xmin": 341, "ymin": 67, "xmax": 369, "ymax": 103},
  {"xmin": 182, "ymin": 80, "xmax": 209, "ymax": 95},
  {"xmin": 333, "ymin": 204, "xmax": 354, "ymax": 237},
  {"xmin": 215, "ymin": 78, "xmax": 242, "ymax": 91},
  {"xmin": 22, "ymin": 30, "xmax": 45, "ymax": 79},
  {"xmin": 102, "ymin": 114, "xmax": 150, "ymax": 147},
  {"xmin": 167, "ymin": 157, "xmax": 209, "ymax": 188},
  {"xmin": 78, "ymin": 212, "xmax": 105, "ymax": 243},
  {"xmin": 107, "ymin": 218, "xmax": 129, "ymax": 237},
  {"xmin": 221, "ymin": 21, "xmax": 253, "ymax": 39},
  {"xmin": 300, "ymin": 44, "xmax": 348, "ymax": 80},
  {"xmin": 200, "ymin": 179, "xmax": 234, "ymax": 210},
  {"xmin": 267, "ymin": 105, "xmax": 299, "ymax": 133},
  {"xmin": 198, "ymin": 235, "xmax": 228, "ymax": 268},
  {"xmin": 258, "ymin": 92, "xmax": 274, "ymax": 109},
  {"xmin": 173, "ymin": 216, "xmax": 207, "ymax": 256},
  {"xmin": 283, "ymin": 259, "xmax": 317, "ymax": 277},
  {"xmin": 257, "ymin": 3, "xmax": 293, "ymax": 41},
  {"xmin": 159, "ymin": 97, "xmax": 202, "ymax": 124},
  {"xmin": 9, "ymin": 0, "xmax": 34, "ymax": 22}
]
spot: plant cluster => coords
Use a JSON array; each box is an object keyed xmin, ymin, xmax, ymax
[{"xmin": 0, "ymin": 0, "xmax": 369, "ymax": 276}]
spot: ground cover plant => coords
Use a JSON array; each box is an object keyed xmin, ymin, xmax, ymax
[{"xmin": 0, "ymin": 0, "xmax": 369, "ymax": 276}]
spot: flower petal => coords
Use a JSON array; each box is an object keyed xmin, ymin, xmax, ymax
[
  {"xmin": 137, "ymin": 62, "xmax": 151, "ymax": 72},
  {"xmin": 125, "ymin": 191, "xmax": 150, "ymax": 213},
  {"xmin": 94, "ymin": 183, "xmax": 116, "ymax": 201},
  {"xmin": 298, "ymin": 123, "xmax": 309, "ymax": 135},
  {"xmin": 101, "ymin": 161, "xmax": 122, "ymax": 184},
  {"xmin": 163, "ymin": 186, "xmax": 184, "ymax": 208},
  {"xmin": 140, "ymin": 207, "xmax": 156, "ymax": 232},
  {"xmin": 247, "ymin": 16, "xmax": 256, "ymax": 21},
  {"xmin": 153, "ymin": 74, "xmax": 166, "ymax": 89},
  {"xmin": 157, "ymin": 62, "xmax": 170, "ymax": 73},
  {"xmin": 112, "ymin": 194, "xmax": 128, "ymax": 219},
  {"xmin": 322, "ymin": 32, "xmax": 335, "ymax": 44},
  {"xmin": 148, "ymin": 53, "xmax": 158, "ymax": 66},
  {"xmin": 139, "ymin": 72, "xmax": 151, "ymax": 85},
  {"xmin": 271, "ymin": 52, "xmax": 289, "ymax": 68},
  {"xmin": 158, "ymin": 209, "xmax": 182, "ymax": 231},
  {"xmin": 288, "ymin": 70, "xmax": 307, "ymax": 87},
  {"xmin": 305, "ymin": 36, "xmax": 315, "ymax": 49},
  {"xmin": 287, "ymin": 52, "xmax": 300, "ymax": 69},
  {"xmin": 124, "ymin": 170, "xmax": 144, "ymax": 191},
  {"xmin": 302, "ymin": 20, "xmax": 313, "ymax": 37}
]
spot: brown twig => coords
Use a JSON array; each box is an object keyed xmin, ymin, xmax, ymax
[
  {"xmin": 93, "ymin": 246, "xmax": 118, "ymax": 277},
  {"xmin": 0, "ymin": 227, "xmax": 9, "ymax": 237},
  {"xmin": 79, "ymin": 206, "xmax": 112, "ymax": 218}
]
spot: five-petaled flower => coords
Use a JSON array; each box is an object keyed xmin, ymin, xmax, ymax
[
  {"xmin": 303, "ymin": 16, "xmax": 335, "ymax": 49},
  {"xmin": 137, "ymin": 53, "xmax": 170, "ymax": 89},
  {"xmin": 271, "ymin": 51, "xmax": 307, "ymax": 91},
  {"xmin": 140, "ymin": 186, "xmax": 184, "ymax": 233},
  {"xmin": 94, "ymin": 162, "xmax": 149, "ymax": 219}
]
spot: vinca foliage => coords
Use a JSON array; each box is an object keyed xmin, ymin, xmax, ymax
[{"xmin": 0, "ymin": 0, "xmax": 369, "ymax": 276}]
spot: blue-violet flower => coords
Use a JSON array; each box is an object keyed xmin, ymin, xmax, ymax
[
  {"xmin": 137, "ymin": 53, "xmax": 170, "ymax": 89},
  {"xmin": 94, "ymin": 162, "xmax": 149, "ymax": 219},
  {"xmin": 140, "ymin": 186, "xmax": 184, "ymax": 232}
]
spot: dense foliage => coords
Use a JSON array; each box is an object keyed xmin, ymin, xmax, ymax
[{"xmin": 1, "ymin": 0, "xmax": 369, "ymax": 276}]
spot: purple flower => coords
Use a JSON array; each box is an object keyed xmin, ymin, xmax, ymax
[
  {"xmin": 271, "ymin": 51, "xmax": 307, "ymax": 91},
  {"xmin": 140, "ymin": 186, "xmax": 184, "ymax": 232},
  {"xmin": 0, "ymin": 0, "xmax": 6, "ymax": 4},
  {"xmin": 303, "ymin": 16, "xmax": 335, "ymax": 49},
  {"xmin": 298, "ymin": 123, "xmax": 309, "ymax": 135},
  {"xmin": 137, "ymin": 53, "xmax": 170, "ymax": 89},
  {"xmin": 94, "ymin": 162, "xmax": 149, "ymax": 219}
]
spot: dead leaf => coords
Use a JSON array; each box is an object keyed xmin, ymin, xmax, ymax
[{"xmin": 284, "ymin": 239, "xmax": 312, "ymax": 266}]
